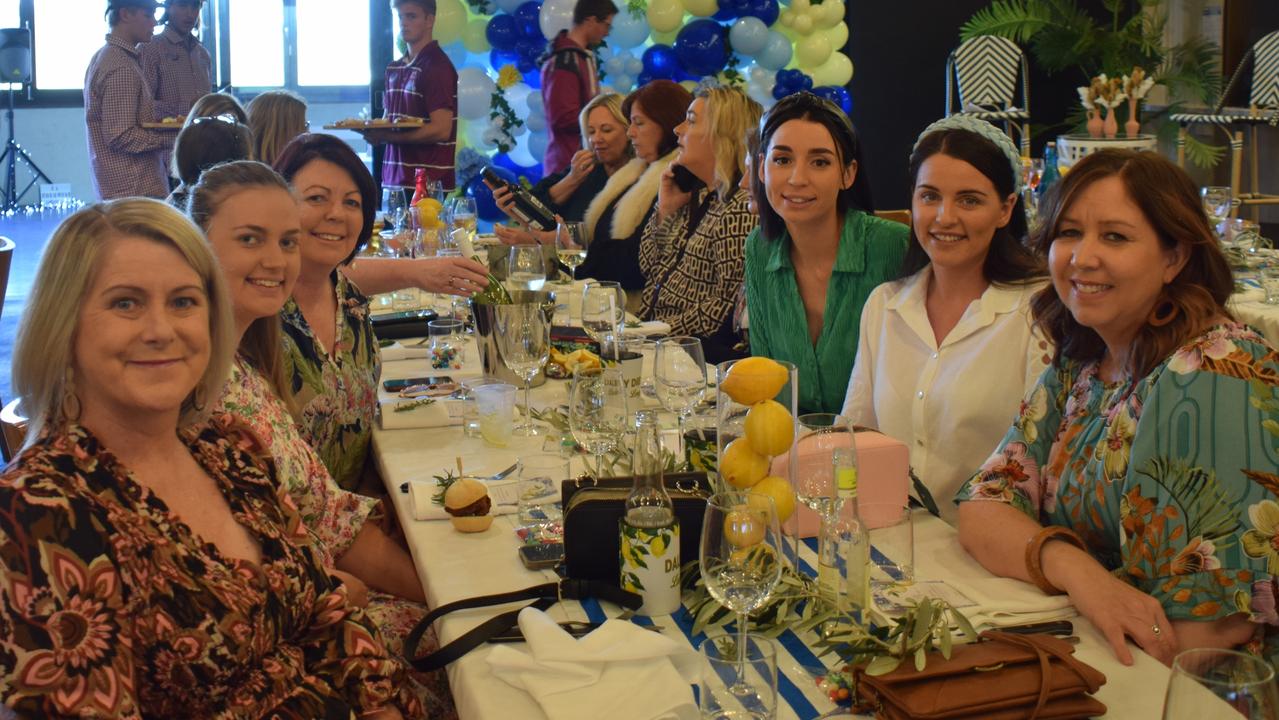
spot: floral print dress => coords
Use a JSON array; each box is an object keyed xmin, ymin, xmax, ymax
[
  {"xmin": 0, "ymin": 422, "xmax": 421, "ymax": 719},
  {"xmin": 958, "ymin": 323, "xmax": 1279, "ymax": 663},
  {"xmin": 216, "ymin": 357, "xmax": 455, "ymax": 719},
  {"xmin": 280, "ymin": 271, "xmax": 382, "ymax": 494}
]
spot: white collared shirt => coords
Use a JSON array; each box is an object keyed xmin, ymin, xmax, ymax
[{"xmin": 842, "ymin": 268, "xmax": 1052, "ymax": 524}]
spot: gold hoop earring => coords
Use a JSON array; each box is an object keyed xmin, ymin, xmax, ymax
[{"xmin": 61, "ymin": 368, "xmax": 82, "ymax": 424}]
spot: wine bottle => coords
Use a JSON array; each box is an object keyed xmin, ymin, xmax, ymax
[
  {"xmin": 620, "ymin": 410, "xmax": 681, "ymax": 616},
  {"xmin": 482, "ymin": 167, "xmax": 557, "ymax": 231}
]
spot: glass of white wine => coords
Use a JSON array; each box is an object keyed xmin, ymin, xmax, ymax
[
  {"xmin": 494, "ymin": 302, "xmax": 550, "ymax": 436},
  {"xmin": 555, "ymin": 220, "xmax": 587, "ymax": 283},
  {"xmin": 507, "ymin": 244, "xmax": 547, "ymax": 293},
  {"xmin": 451, "ymin": 196, "xmax": 478, "ymax": 234}
]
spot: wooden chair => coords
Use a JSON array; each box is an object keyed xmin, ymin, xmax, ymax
[
  {"xmin": 874, "ymin": 209, "xmax": 912, "ymax": 227},
  {"xmin": 0, "ymin": 398, "xmax": 25, "ymax": 463}
]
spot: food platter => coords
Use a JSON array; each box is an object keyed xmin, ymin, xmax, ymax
[
  {"xmin": 324, "ymin": 117, "xmax": 425, "ymax": 130},
  {"xmin": 142, "ymin": 118, "xmax": 184, "ymax": 129}
]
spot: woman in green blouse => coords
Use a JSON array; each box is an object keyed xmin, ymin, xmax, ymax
[{"xmin": 744, "ymin": 93, "xmax": 908, "ymax": 413}]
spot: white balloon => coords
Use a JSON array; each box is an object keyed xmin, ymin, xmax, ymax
[
  {"xmin": 505, "ymin": 82, "xmax": 532, "ymax": 114},
  {"xmin": 457, "ymin": 67, "xmax": 496, "ymax": 121},
  {"xmin": 540, "ymin": 0, "xmax": 575, "ymax": 41},
  {"xmin": 526, "ymin": 92, "xmax": 544, "ymax": 115},
  {"xmin": 525, "ymin": 112, "xmax": 546, "ymax": 132},
  {"xmin": 529, "ymin": 131, "xmax": 549, "ymax": 158},
  {"xmin": 610, "ymin": 73, "xmax": 634, "ymax": 92},
  {"xmin": 604, "ymin": 56, "xmax": 625, "ymax": 75},
  {"xmin": 609, "ymin": 10, "xmax": 651, "ymax": 50},
  {"xmin": 625, "ymin": 56, "xmax": 644, "ymax": 76},
  {"xmin": 510, "ymin": 131, "xmax": 537, "ymax": 166}
]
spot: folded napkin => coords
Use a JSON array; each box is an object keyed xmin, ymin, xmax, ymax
[
  {"xmin": 379, "ymin": 397, "xmax": 463, "ymax": 430},
  {"xmin": 487, "ymin": 608, "xmax": 700, "ymax": 720},
  {"xmin": 405, "ymin": 478, "xmax": 519, "ymax": 521},
  {"xmin": 622, "ymin": 320, "xmax": 671, "ymax": 337},
  {"xmin": 380, "ymin": 340, "xmax": 431, "ymax": 362}
]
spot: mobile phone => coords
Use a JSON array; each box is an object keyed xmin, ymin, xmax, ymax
[
  {"xmin": 670, "ymin": 163, "xmax": 702, "ymax": 193},
  {"xmin": 382, "ymin": 376, "xmax": 454, "ymax": 392},
  {"xmin": 518, "ymin": 543, "xmax": 565, "ymax": 570}
]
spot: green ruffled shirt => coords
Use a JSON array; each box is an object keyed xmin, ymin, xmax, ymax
[{"xmin": 745, "ymin": 211, "xmax": 908, "ymax": 414}]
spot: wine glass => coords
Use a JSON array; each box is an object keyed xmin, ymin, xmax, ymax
[
  {"xmin": 568, "ymin": 366, "xmax": 628, "ymax": 480},
  {"xmin": 1202, "ymin": 186, "xmax": 1233, "ymax": 240},
  {"xmin": 451, "ymin": 196, "xmax": 478, "ymax": 234},
  {"xmin": 655, "ymin": 336, "xmax": 707, "ymax": 447},
  {"xmin": 494, "ymin": 302, "xmax": 550, "ymax": 436},
  {"xmin": 382, "ymin": 188, "xmax": 409, "ymax": 233},
  {"xmin": 1163, "ymin": 648, "xmax": 1279, "ymax": 719},
  {"xmin": 700, "ymin": 491, "xmax": 784, "ymax": 694},
  {"xmin": 507, "ymin": 244, "xmax": 547, "ymax": 293},
  {"xmin": 581, "ymin": 280, "xmax": 626, "ymax": 353},
  {"xmin": 794, "ymin": 414, "xmax": 855, "ymax": 517},
  {"xmin": 556, "ymin": 221, "xmax": 587, "ymax": 282}
]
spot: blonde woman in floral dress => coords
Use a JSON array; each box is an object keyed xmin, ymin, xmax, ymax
[
  {"xmin": 189, "ymin": 161, "xmax": 454, "ymax": 718},
  {"xmin": 956, "ymin": 150, "xmax": 1279, "ymax": 669}
]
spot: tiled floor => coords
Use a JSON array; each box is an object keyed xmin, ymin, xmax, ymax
[{"xmin": 0, "ymin": 205, "xmax": 74, "ymax": 401}]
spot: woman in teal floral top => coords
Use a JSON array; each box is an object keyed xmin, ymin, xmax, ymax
[{"xmin": 957, "ymin": 150, "xmax": 1278, "ymax": 668}]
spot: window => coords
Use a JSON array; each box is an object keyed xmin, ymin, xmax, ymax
[
  {"xmin": 34, "ymin": 0, "xmax": 110, "ymax": 91},
  {"xmin": 228, "ymin": 0, "xmax": 284, "ymax": 88},
  {"xmin": 297, "ymin": 0, "xmax": 370, "ymax": 87},
  {"xmin": 0, "ymin": 5, "xmax": 19, "ymax": 28}
]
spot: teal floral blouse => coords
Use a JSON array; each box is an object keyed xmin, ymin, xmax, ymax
[
  {"xmin": 281, "ymin": 272, "xmax": 382, "ymax": 493},
  {"xmin": 957, "ymin": 323, "xmax": 1279, "ymax": 661}
]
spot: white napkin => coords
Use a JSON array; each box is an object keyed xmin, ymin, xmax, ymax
[
  {"xmin": 380, "ymin": 341, "xmax": 431, "ymax": 362},
  {"xmin": 622, "ymin": 320, "xmax": 672, "ymax": 337},
  {"xmin": 379, "ymin": 397, "xmax": 463, "ymax": 430},
  {"xmin": 405, "ymin": 478, "xmax": 520, "ymax": 521},
  {"xmin": 487, "ymin": 608, "xmax": 700, "ymax": 720}
]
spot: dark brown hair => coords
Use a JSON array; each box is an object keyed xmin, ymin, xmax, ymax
[
  {"xmin": 573, "ymin": 0, "xmax": 618, "ymax": 24},
  {"xmin": 899, "ymin": 127, "xmax": 1041, "ymax": 284},
  {"xmin": 171, "ymin": 117, "xmax": 253, "ymax": 185},
  {"xmin": 393, "ymin": 0, "xmax": 436, "ymax": 15},
  {"xmin": 272, "ymin": 133, "xmax": 378, "ymax": 264},
  {"xmin": 1030, "ymin": 149, "xmax": 1234, "ymax": 377},
  {"xmin": 622, "ymin": 80, "xmax": 693, "ymax": 159}
]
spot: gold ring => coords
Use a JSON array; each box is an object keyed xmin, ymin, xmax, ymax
[{"xmin": 1152, "ymin": 624, "xmax": 1161, "ymax": 636}]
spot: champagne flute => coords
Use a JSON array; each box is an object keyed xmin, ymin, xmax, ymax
[
  {"xmin": 581, "ymin": 281, "xmax": 626, "ymax": 353},
  {"xmin": 701, "ymin": 491, "xmax": 784, "ymax": 694},
  {"xmin": 494, "ymin": 302, "xmax": 550, "ymax": 436},
  {"xmin": 655, "ymin": 336, "xmax": 707, "ymax": 447},
  {"xmin": 507, "ymin": 244, "xmax": 547, "ymax": 293},
  {"xmin": 1163, "ymin": 648, "xmax": 1279, "ymax": 719},
  {"xmin": 568, "ymin": 366, "xmax": 628, "ymax": 480},
  {"xmin": 556, "ymin": 220, "xmax": 587, "ymax": 282}
]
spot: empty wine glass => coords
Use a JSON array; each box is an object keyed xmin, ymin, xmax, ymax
[
  {"xmin": 1163, "ymin": 648, "xmax": 1279, "ymax": 720},
  {"xmin": 507, "ymin": 244, "xmax": 547, "ymax": 293},
  {"xmin": 794, "ymin": 414, "xmax": 855, "ymax": 517},
  {"xmin": 581, "ymin": 280, "xmax": 626, "ymax": 352},
  {"xmin": 655, "ymin": 336, "xmax": 707, "ymax": 447},
  {"xmin": 382, "ymin": 188, "xmax": 409, "ymax": 234},
  {"xmin": 1202, "ymin": 186, "xmax": 1233, "ymax": 240},
  {"xmin": 568, "ymin": 366, "xmax": 628, "ymax": 480},
  {"xmin": 701, "ymin": 491, "xmax": 784, "ymax": 695},
  {"xmin": 556, "ymin": 221, "xmax": 587, "ymax": 282},
  {"xmin": 494, "ymin": 302, "xmax": 550, "ymax": 436}
]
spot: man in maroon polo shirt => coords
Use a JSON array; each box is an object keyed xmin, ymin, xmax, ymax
[
  {"xmin": 360, "ymin": 0, "xmax": 458, "ymax": 191},
  {"xmin": 540, "ymin": 0, "xmax": 616, "ymax": 176}
]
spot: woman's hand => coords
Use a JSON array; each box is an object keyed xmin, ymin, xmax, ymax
[
  {"xmin": 494, "ymin": 222, "xmax": 555, "ymax": 246},
  {"xmin": 411, "ymin": 256, "xmax": 490, "ymax": 296},
  {"xmin": 491, "ymin": 184, "xmax": 518, "ymax": 219},
  {"xmin": 564, "ymin": 149, "xmax": 597, "ymax": 186},
  {"xmin": 657, "ymin": 164, "xmax": 692, "ymax": 219},
  {"xmin": 331, "ymin": 569, "xmax": 369, "ymax": 608}
]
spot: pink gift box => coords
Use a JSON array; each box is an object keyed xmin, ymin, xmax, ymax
[{"xmin": 770, "ymin": 430, "xmax": 910, "ymax": 537}]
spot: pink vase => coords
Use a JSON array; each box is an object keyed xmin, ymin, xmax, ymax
[
  {"xmin": 1103, "ymin": 107, "xmax": 1118, "ymax": 138},
  {"xmin": 1087, "ymin": 109, "xmax": 1103, "ymax": 138},
  {"xmin": 1125, "ymin": 101, "xmax": 1141, "ymax": 137}
]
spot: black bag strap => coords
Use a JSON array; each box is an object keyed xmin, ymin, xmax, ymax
[{"xmin": 404, "ymin": 579, "xmax": 643, "ymax": 671}]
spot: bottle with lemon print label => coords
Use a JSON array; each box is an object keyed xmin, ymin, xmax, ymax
[{"xmin": 620, "ymin": 410, "xmax": 681, "ymax": 615}]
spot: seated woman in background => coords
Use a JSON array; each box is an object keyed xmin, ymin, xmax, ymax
[
  {"xmin": 185, "ymin": 90, "xmax": 249, "ymax": 125},
  {"xmin": 747, "ymin": 93, "xmax": 908, "ymax": 413},
  {"xmin": 842, "ymin": 116, "xmax": 1046, "ymax": 520},
  {"xmin": 957, "ymin": 149, "xmax": 1278, "ymax": 667},
  {"xmin": 493, "ymin": 92, "xmax": 632, "ymax": 235},
  {"xmin": 0, "ymin": 198, "xmax": 415, "ymax": 718},
  {"xmin": 640, "ymin": 85, "xmax": 759, "ymax": 361},
  {"xmin": 247, "ymin": 89, "xmax": 309, "ymax": 166},
  {"xmin": 189, "ymin": 161, "xmax": 454, "ymax": 717},
  {"xmin": 166, "ymin": 115, "xmax": 253, "ymax": 208}
]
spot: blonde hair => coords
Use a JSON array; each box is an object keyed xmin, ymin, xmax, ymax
[
  {"xmin": 246, "ymin": 90, "xmax": 309, "ymax": 167},
  {"xmin": 12, "ymin": 199, "xmax": 235, "ymax": 447},
  {"xmin": 579, "ymin": 93, "xmax": 630, "ymax": 150},
  {"xmin": 695, "ymin": 86, "xmax": 762, "ymax": 198}
]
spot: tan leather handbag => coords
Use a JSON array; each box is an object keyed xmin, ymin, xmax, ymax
[{"xmin": 853, "ymin": 631, "xmax": 1108, "ymax": 719}]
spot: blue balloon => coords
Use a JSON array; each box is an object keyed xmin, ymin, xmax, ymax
[
  {"xmin": 489, "ymin": 48, "xmax": 521, "ymax": 71},
  {"xmin": 813, "ymin": 85, "xmax": 853, "ymax": 115},
  {"xmin": 636, "ymin": 69, "xmax": 657, "ymax": 87},
  {"xmin": 773, "ymin": 69, "xmax": 813, "ymax": 99},
  {"xmin": 485, "ymin": 14, "xmax": 520, "ymax": 52},
  {"xmin": 516, "ymin": 37, "xmax": 545, "ymax": 73},
  {"xmin": 523, "ymin": 66, "xmax": 541, "ymax": 88},
  {"xmin": 467, "ymin": 166, "xmax": 517, "ymax": 222},
  {"xmin": 492, "ymin": 152, "xmax": 543, "ymax": 184},
  {"xmin": 713, "ymin": 0, "xmax": 743, "ymax": 22},
  {"xmin": 513, "ymin": 1, "xmax": 542, "ymax": 37},
  {"xmin": 641, "ymin": 44, "xmax": 679, "ymax": 80},
  {"xmin": 674, "ymin": 20, "xmax": 729, "ymax": 77},
  {"xmin": 739, "ymin": 0, "xmax": 778, "ymax": 26}
]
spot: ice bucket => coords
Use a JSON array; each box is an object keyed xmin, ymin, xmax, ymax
[{"xmin": 469, "ymin": 289, "xmax": 556, "ymax": 387}]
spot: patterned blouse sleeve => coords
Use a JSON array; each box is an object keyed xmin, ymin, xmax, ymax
[
  {"xmin": 1120, "ymin": 334, "xmax": 1279, "ymax": 632},
  {"xmin": 954, "ymin": 364, "xmax": 1067, "ymax": 520},
  {"xmin": 0, "ymin": 473, "xmax": 142, "ymax": 719}
]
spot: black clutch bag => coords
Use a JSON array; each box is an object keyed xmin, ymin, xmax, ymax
[
  {"xmin": 370, "ymin": 308, "xmax": 438, "ymax": 340},
  {"xmin": 560, "ymin": 473, "xmax": 712, "ymax": 582}
]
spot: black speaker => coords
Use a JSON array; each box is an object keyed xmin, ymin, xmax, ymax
[{"xmin": 0, "ymin": 29, "xmax": 32, "ymax": 85}]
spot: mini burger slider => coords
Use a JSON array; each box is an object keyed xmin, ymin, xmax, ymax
[{"xmin": 443, "ymin": 477, "xmax": 494, "ymax": 532}]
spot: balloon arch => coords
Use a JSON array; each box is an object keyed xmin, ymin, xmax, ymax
[{"xmin": 437, "ymin": 0, "xmax": 853, "ymax": 218}]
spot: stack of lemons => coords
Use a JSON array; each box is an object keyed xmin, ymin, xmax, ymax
[
  {"xmin": 416, "ymin": 198, "xmax": 444, "ymax": 230},
  {"xmin": 718, "ymin": 357, "xmax": 797, "ymax": 529}
]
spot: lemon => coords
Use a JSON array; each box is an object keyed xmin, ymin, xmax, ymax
[
  {"xmin": 749, "ymin": 475, "xmax": 796, "ymax": 523},
  {"xmin": 744, "ymin": 399, "xmax": 794, "ymax": 457},
  {"xmin": 720, "ymin": 438, "xmax": 769, "ymax": 489},
  {"xmin": 417, "ymin": 198, "xmax": 444, "ymax": 228},
  {"xmin": 720, "ymin": 357, "xmax": 788, "ymax": 405},
  {"xmin": 723, "ymin": 509, "xmax": 765, "ymax": 548}
]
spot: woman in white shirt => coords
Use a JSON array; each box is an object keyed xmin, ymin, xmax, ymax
[{"xmin": 842, "ymin": 115, "xmax": 1049, "ymax": 524}]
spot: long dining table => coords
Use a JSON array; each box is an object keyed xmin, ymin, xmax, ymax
[{"xmin": 371, "ymin": 319, "xmax": 1177, "ymax": 720}]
